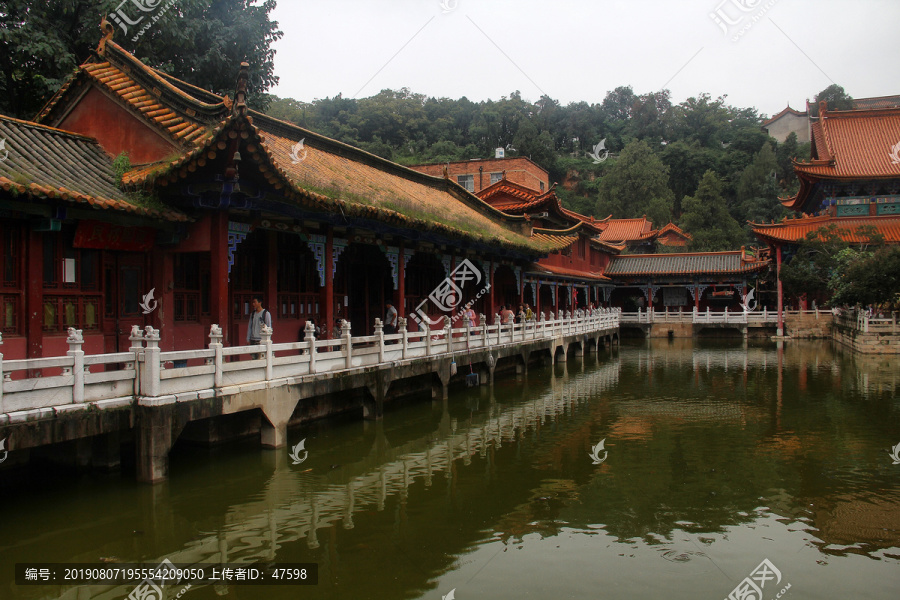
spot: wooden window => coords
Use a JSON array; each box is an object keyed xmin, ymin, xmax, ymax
[
  {"xmin": 42, "ymin": 230, "xmax": 101, "ymax": 332},
  {"xmin": 173, "ymin": 253, "xmax": 210, "ymax": 322},
  {"xmin": 0, "ymin": 225, "xmax": 22, "ymax": 334}
]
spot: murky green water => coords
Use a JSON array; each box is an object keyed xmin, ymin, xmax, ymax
[{"xmin": 3, "ymin": 339, "xmax": 899, "ymax": 600}]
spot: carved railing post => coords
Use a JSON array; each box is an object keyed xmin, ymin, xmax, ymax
[
  {"xmin": 140, "ymin": 326, "xmax": 161, "ymax": 397},
  {"xmin": 423, "ymin": 319, "xmax": 433, "ymax": 356},
  {"xmin": 341, "ymin": 320, "xmax": 352, "ymax": 369},
  {"xmin": 127, "ymin": 325, "xmax": 144, "ymax": 396},
  {"xmin": 374, "ymin": 318, "xmax": 385, "ymax": 362},
  {"xmin": 463, "ymin": 313, "xmax": 472, "ymax": 349},
  {"xmin": 398, "ymin": 317, "xmax": 408, "ymax": 359},
  {"xmin": 208, "ymin": 324, "xmax": 223, "ymax": 387},
  {"xmin": 304, "ymin": 320, "xmax": 317, "ymax": 374},
  {"xmin": 444, "ymin": 316, "xmax": 452, "ymax": 352},
  {"xmin": 261, "ymin": 323, "xmax": 273, "ymax": 380},
  {"xmin": 479, "ymin": 314, "xmax": 487, "ymax": 347},
  {"xmin": 66, "ymin": 328, "xmax": 85, "ymax": 404}
]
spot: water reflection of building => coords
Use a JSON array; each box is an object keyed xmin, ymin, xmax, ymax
[{"xmin": 56, "ymin": 361, "xmax": 620, "ymax": 599}]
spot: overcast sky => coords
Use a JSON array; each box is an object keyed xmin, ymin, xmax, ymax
[{"xmin": 268, "ymin": 0, "xmax": 900, "ymax": 118}]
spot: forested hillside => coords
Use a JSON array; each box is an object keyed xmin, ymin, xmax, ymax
[{"xmin": 266, "ymin": 85, "xmax": 855, "ymax": 250}]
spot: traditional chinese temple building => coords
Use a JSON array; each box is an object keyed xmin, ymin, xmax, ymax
[
  {"xmin": 475, "ymin": 178, "xmax": 621, "ymax": 312},
  {"xmin": 655, "ymin": 222, "xmax": 692, "ymax": 248},
  {"xmin": 602, "ymin": 247, "xmax": 770, "ymax": 311},
  {"xmin": 750, "ymin": 102, "xmax": 900, "ymax": 331},
  {"xmin": 0, "ymin": 28, "xmax": 576, "ymax": 360}
]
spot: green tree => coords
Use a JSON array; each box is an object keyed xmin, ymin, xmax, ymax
[
  {"xmin": 775, "ymin": 132, "xmax": 799, "ymax": 189},
  {"xmin": 595, "ymin": 139, "xmax": 674, "ymax": 225},
  {"xmin": 0, "ymin": 0, "xmax": 282, "ymax": 119},
  {"xmin": 660, "ymin": 140, "xmax": 719, "ymax": 215},
  {"xmin": 833, "ymin": 246, "xmax": 900, "ymax": 309},
  {"xmin": 679, "ymin": 170, "xmax": 744, "ymax": 251},
  {"xmin": 736, "ymin": 142, "xmax": 784, "ymax": 230},
  {"xmin": 779, "ymin": 224, "xmax": 847, "ymax": 302},
  {"xmin": 809, "ymin": 84, "xmax": 853, "ymax": 117}
]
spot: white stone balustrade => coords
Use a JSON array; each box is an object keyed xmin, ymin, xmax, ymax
[{"xmin": 0, "ymin": 310, "xmax": 620, "ymax": 417}]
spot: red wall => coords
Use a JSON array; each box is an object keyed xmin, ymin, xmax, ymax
[{"xmin": 58, "ymin": 86, "xmax": 176, "ymax": 164}]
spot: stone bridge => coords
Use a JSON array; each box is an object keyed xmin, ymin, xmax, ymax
[{"xmin": 0, "ymin": 310, "xmax": 619, "ymax": 483}]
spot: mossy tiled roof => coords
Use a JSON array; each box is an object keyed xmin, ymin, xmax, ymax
[
  {"xmin": 0, "ymin": 114, "xmax": 188, "ymax": 221},
  {"xmin": 38, "ymin": 37, "xmax": 555, "ymax": 255}
]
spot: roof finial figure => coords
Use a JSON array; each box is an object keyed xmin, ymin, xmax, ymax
[
  {"xmin": 233, "ymin": 62, "xmax": 250, "ymax": 117},
  {"xmin": 98, "ymin": 16, "xmax": 115, "ymax": 54}
]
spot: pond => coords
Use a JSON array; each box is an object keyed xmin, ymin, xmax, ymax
[{"xmin": 2, "ymin": 339, "xmax": 898, "ymax": 600}]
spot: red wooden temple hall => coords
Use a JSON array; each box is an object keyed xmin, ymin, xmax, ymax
[
  {"xmin": 750, "ymin": 102, "xmax": 900, "ymax": 333},
  {"xmin": 0, "ymin": 27, "xmax": 579, "ymax": 361}
]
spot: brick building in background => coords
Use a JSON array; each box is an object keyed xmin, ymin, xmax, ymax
[{"xmin": 409, "ymin": 154, "xmax": 549, "ymax": 195}]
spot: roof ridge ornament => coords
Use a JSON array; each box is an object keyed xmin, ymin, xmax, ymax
[
  {"xmin": 99, "ymin": 17, "xmax": 115, "ymax": 54},
  {"xmin": 232, "ymin": 62, "xmax": 250, "ymax": 117}
]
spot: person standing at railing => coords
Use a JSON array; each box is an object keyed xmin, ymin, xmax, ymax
[
  {"xmin": 247, "ymin": 296, "xmax": 272, "ymax": 358},
  {"xmin": 385, "ymin": 303, "xmax": 398, "ymax": 335},
  {"xmin": 500, "ymin": 305, "xmax": 514, "ymax": 333},
  {"xmin": 465, "ymin": 304, "xmax": 477, "ymax": 327}
]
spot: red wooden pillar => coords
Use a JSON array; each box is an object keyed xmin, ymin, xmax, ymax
[
  {"xmin": 209, "ymin": 212, "xmax": 230, "ymax": 344},
  {"xmin": 519, "ymin": 269, "xmax": 524, "ymax": 306},
  {"xmin": 694, "ymin": 285, "xmax": 701, "ymax": 311},
  {"xmin": 26, "ymin": 229, "xmax": 43, "ymax": 358},
  {"xmin": 266, "ymin": 231, "xmax": 278, "ymax": 338},
  {"xmin": 322, "ymin": 227, "xmax": 334, "ymax": 339},
  {"xmin": 776, "ymin": 245, "xmax": 784, "ymax": 336},
  {"xmin": 155, "ymin": 252, "xmax": 175, "ymax": 350},
  {"xmin": 554, "ymin": 282, "xmax": 559, "ymax": 314}
]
